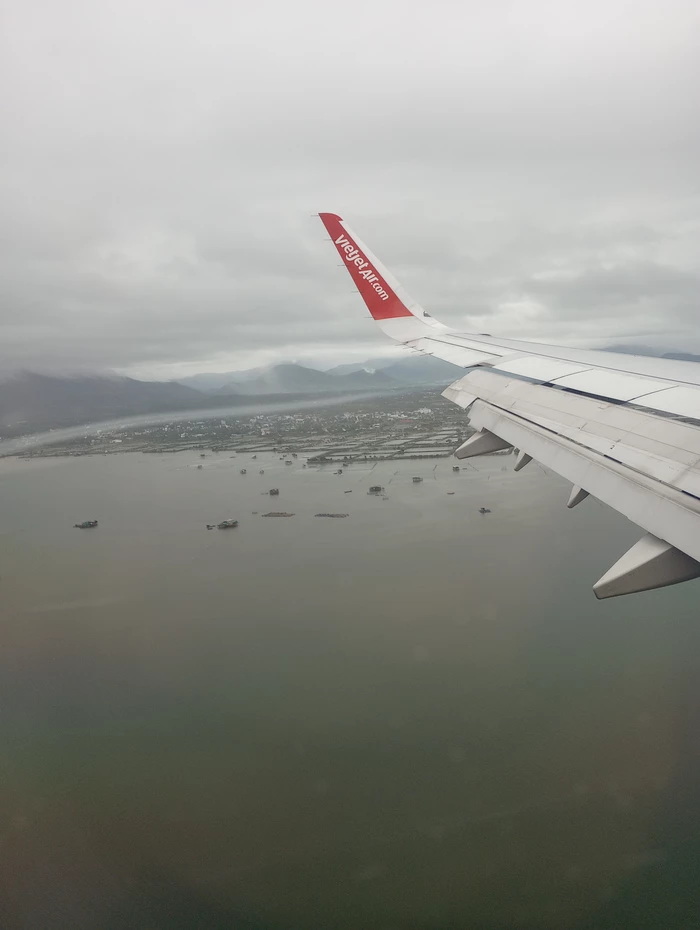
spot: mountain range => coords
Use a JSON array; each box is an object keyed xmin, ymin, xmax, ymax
[
  {"xmin": 0, "ymin": 356, "xmax": 463, "ymax": 437},
  {"xmin": 3, "ymin": 344, "xmax": 698, "ymax": 439},
  {"xmin": 0, "ymin": 372, "xmax": 206, "ymax": 436},
  {"xmin": 177, "ymin": 354, "xmax": 464, "ymax": 394},
  {"xmin": 213, "ymin": 364, "xmax": 397, "ymax": 396}
]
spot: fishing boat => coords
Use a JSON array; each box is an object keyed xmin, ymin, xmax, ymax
[{"xmin": 217, "ymin": 519, "xmax": 239, "ymax": 529}]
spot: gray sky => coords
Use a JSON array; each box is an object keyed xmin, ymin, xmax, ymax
[{"xmin": 2, "ymin": 0, "xmax": 699, "ymax": 379}]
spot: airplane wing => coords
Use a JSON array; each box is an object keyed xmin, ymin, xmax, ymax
[{"xmin": 318, "ymin": 212, "xmax": 700, "ymax": 599}]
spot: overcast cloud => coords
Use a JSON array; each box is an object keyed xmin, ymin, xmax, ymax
[{"xmin": 1, "ymin": 0, "xmax": 699, "ymax": 378}]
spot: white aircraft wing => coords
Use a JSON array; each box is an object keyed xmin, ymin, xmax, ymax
[{"xmin": 319, "ymin": 212, "xmax": 700, "ymax": 599}]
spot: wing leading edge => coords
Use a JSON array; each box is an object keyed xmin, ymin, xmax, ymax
[{"xmin": 318, "ymin": 212, "xmax": 700, "ymax": 599}]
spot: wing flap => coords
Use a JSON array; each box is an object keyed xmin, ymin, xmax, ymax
[
  {"xmin": 409, "ymin": 337, "xmax": 500, "ymax": 368},
  {"xmin": 636, "ymin": 385, "xmax": 700, "ymax": 419},
  {"xmin": 549, "ymin": 369, "xmax": 675, "ymax": 402},
  {"xmin": 492, "ymin": 357, "xmax": 593, "ymax": 381},
  {"xmin": 445, "ymin": 369, "xmax": 700, "ymax": 497},
  {"xmin": 466, "ymin": 398, "xmax": 700, "ymax": 567}
]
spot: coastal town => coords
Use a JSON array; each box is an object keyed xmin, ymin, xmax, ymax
[{"xmin": 13, "ymin": 389, "xmax": 475, "ymax": 464}]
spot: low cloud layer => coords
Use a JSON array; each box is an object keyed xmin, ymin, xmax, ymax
[{"xmin": 2, "ymin": 0, "xmax": 699, "ymax": 378}]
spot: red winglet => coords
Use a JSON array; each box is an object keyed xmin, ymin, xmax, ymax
[{"xmin": 319, "ymin": 213, "xmax": 413, "ymax": 320}]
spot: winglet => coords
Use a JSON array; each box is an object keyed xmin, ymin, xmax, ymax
[{"xmin": 319, "ymin": 213, "xmax": 415, "ymax": 321}]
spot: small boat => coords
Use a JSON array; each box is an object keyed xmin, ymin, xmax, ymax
[
  {"xmin": 240, "ymin": 468, "xmax": 247, "ymax": 474},
  {"xmin": 262, "ymin": 512, "xmax": 295, "ymax": 517},
  {"xmin": 447, "ymin": 492, "xmax": 455, "ymax": 495},
  {"xmin": 217, "ymin": 519, "xmax": 239, "ymax": 529},
  {"xmin": 315, "ymin": 513, "xmax": 349, "ymax": 518},
  {"xmin": 200, "ymin": 453, "xmax": 206, "ymax": 458},
  {"xmin": 206, "ymin": 524, "xmax": 215, "ymax": 530},
  {"xmin": 478, "ymin": 507, "xmax": 491, "ymax": 514},
  {"xmin": 269, "ymin": 488, "xmax": 280, "ymax": 495},
  {"xmin": 74, "ymin": 520, "xmax": 98, "ymax": 529},
  {"xmin": 252, "ymin": 455, "xmax": 257, "ymax": 459},
  {"xmin": 292, "ymin": 453, "xmax": 298, "ymax": 458},
  {"xmin": 259, "ymin": 469, "xmax": 264, "ymax": 474},
  {"xmin": 369, "ymin": 486, "xmax": 383, "ymax": 494},
  {"xmin": 412, "ymin": 476, "xmax": 423, "ymax": 483},
  {"xmin": 453, "ymin": 466, "xmax": 460, "ymax": 472},
  {"xmin": 197, "ymin": 464, "xmax": 203, "ymax": 469},
  {"xmin": 285, "ymin": 461, "xmax": 292, "ymax": 465},
  {"xmin": 344, "ymin": 490, "xmax": 352, "ymax": 493}
]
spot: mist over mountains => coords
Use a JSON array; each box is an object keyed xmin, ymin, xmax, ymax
[
  {"xmin": 3, "ymin": 345, "xmax": 697, "ymax": 439},
  {"xmin": 0, "ymin": 373, "xmax": 205, "ymax": 436},
  {"xmin": 0, "ymin": 355, "xmax": 463, "ymax": 437},
  {"xmin": 176, "ymin": 354, "xmax": 463, "ymax": 394}
]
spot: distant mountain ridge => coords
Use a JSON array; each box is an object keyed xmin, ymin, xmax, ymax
[
  {"xmin": 3, "ymin": 344, "xmax": 698, "ymax": 439},
  {"xmin": 604, "ymin": 344, "xmax": 700, "ymax": 363},
  {"xmin": 661, "ymin": 351, "xmax": 700, "ymax": 364},
  {"xmin": 181, "ymin": 355, "xmax": 465, "ymax": 395},
  {"xmin": 215, "ymin": 363, "xmax": 400, "ymax": 396},
  {"xmin": 0, "ymin": 372, "xmax": 204, "ymax": 436},
  {"xmin": 323, "ymin": 357, "xmax": 398, "ymax": 377},
  {"xmin": 0, "ymin": 359, "xmax": 459, "ymax": 438},
  {"xmin": 380, "ymin": 355, "xmax": 464, "ymax": 384}
]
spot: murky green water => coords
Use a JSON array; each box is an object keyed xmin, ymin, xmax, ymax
[{"xmin": 1, "ymin": 450, "xmax": 699, "ymax": 929}]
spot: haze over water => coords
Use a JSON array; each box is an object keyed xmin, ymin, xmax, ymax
[{"xmin": 1, "ymin": 449, "xmax": 699, "ymax": 929}]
